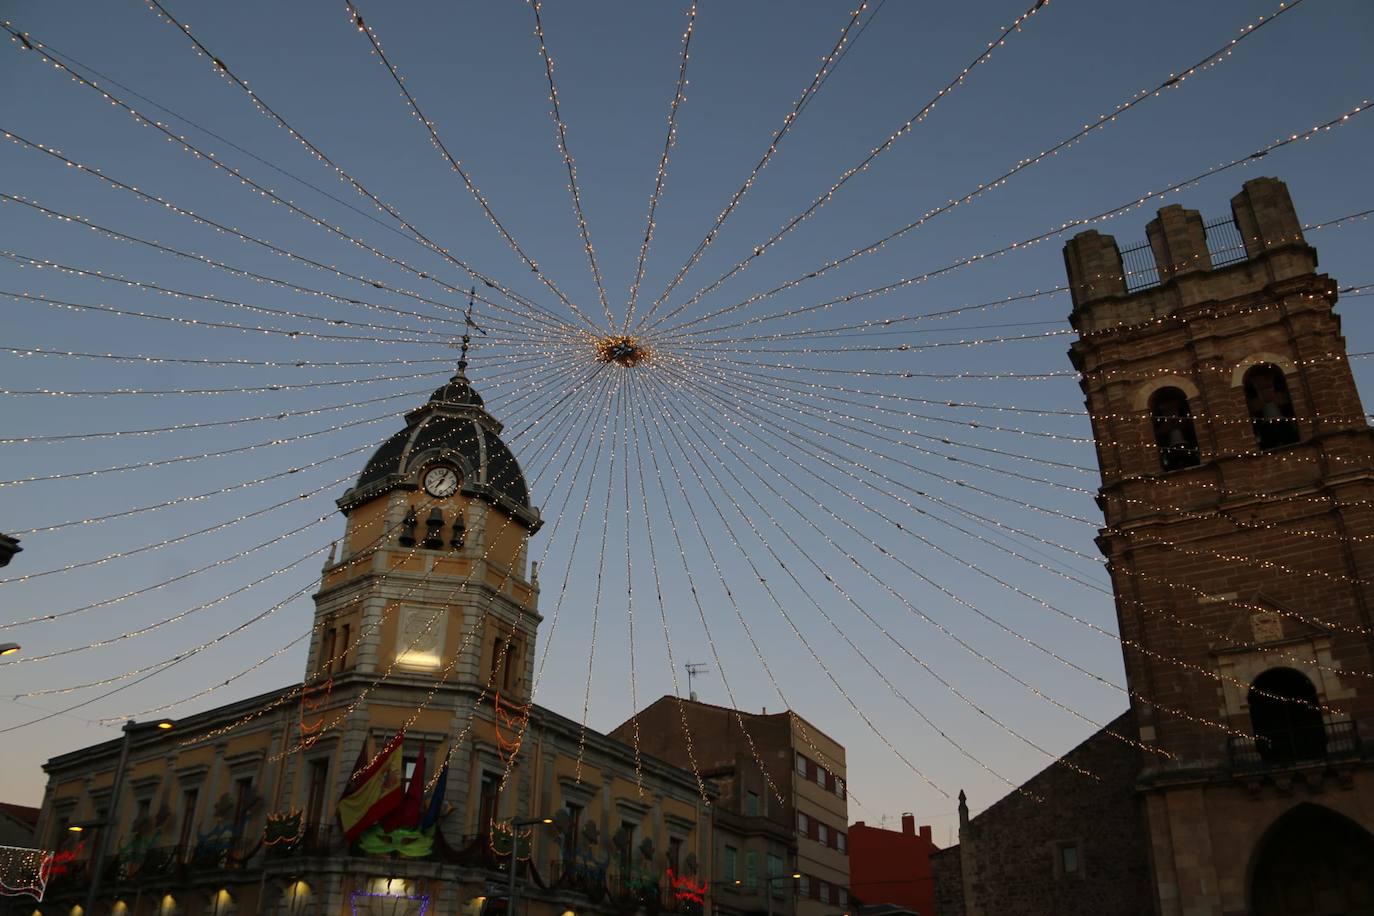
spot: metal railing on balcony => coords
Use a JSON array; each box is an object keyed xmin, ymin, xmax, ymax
[
  {"xmin": 1119, "ymin": 215, "xmax": 1252, "ymax": 293},
  {"xmin": 1228, "ymin": 718, "xmax": 1362, "ymax": 772}
]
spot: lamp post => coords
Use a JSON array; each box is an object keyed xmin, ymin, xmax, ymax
[
  {"xmin": 762, "ymin": 872, "xmax": 803, "ymax": 916},
  {"xmin": 0, "ymin": 643, "xmax": 20, "ymax": 657},
  {"xmin": 82, "ymin": 718, "xmax": 174, "ymax": 915},
  {"xmin": 505, "ymin": 816, "xmax": 553, "ymax": 916}
]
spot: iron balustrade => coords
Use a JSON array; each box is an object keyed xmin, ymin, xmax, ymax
[
  {"xmin": 1119, "ymin": 215, "xmax": 1254, "ymax": 293},
  {"xmin": 1227, "ymin": 718, "xmax": 1361, "ymax": 772}
]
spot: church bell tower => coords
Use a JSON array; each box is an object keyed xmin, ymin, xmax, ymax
[{"xmin": 1065, "ymin": 178, "xmax": 1374, "ymax": 914}]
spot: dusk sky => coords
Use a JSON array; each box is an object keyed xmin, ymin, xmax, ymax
[{"xmin": 2, "ymin": 0, "xmax": 1372, "ymax": 838}]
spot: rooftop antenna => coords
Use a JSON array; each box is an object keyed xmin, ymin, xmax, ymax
[{"xmin": 685, "ymin": 662, "xmax": 708, "ymax": 702}]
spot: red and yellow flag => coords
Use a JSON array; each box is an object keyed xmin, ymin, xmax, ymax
[{"xmin": 338, "ymin": 734, "xmax": 404, "ymax": 843}]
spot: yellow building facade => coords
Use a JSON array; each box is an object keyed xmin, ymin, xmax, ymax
[{"xmin": 18, "ymin": 366, "xmax": 722, "ymax": 916}]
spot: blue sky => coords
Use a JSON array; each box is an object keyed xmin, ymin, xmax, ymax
[{"xmin": 1, "ymin": 0, "xmax": 1372, "ymax": 835}]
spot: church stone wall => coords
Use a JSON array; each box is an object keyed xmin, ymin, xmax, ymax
[{"xmin": 935, "ymin": 712, "xmax": 1153, "ymax": 916}]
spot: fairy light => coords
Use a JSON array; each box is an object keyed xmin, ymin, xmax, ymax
[
  {"xmin": 1, "ymin": 369, "xmax": 452, "ymax": 400},
  {"xmin": 32, "ymin": 27, "xmax": 505, "ymax": 289},
  {"xmin": 708, "ymin": 359, "xmax": 1374, "ymax": 609},
  {"xmin": 620, "ymin": 370, "xmax": 793, "ymax": 809},
  {"xmin": 669, "ymin": 358, "xmax": 1340, "ymax": 731},
  {"xmin": 501, "ymin": 369, "xmax": 634, "ymax": 792},
  {"xmin": 668, "ymin": 363, "xmax": 1245, "ymax": 746},
  {"xmin": 0, "ymin": 344, "xmax": 461, "ymax": 371},
  {"xmin": 664, "ymin": 374, "xmax": 1112, "ymax": 782},
  {"xmin": 0, "ymin": 405, "xmax": 410, "ymax": 488},
  {"xmin": 623, "ymin": 0, "xmax": 698, "ymax": 331},
  {"xmin": 4, "ymin": 364, "xmax": 564, "ymax": 543},
  {"xmin": 0, "ymin": 844, "xmax": 49, "ymax": 901},
  {"xmin": 0, "ymin": 530, "xmax": 330, "ymax": 667},
  {"xmin": 0, "ymin": 546, "xmax": 334, "ymax": 733},
  {"xmin": 0, "ymin": 249, "xmax": 463, "ymax": 340},
  {"xmin": 658, "ymin": 0, "xmax": 1304, "ymax": 329},
  {"xmin": 0, "ymin": 287, "xmax": 445, "ymax": 347},
  {"xmin": 335, "ymin": 1, "xmax": 595, "ymax": 332},
  {"xmin": 638, "ymin": 371, "xmax": 968, "ymax": 797},
  {"xmin": 527, "ymin": 0, "xmax": 615, "ymax": 327},
  {"xmin": 140, "ymin": 359, "xmax": 608, "ymax": 740},
  {"xmin": 620, "ymin": 369, "xmax": 704, "ymax": 798},
  {"xmin": 650, "ymin": 0, "xmax": 1057, "ymax": 331},
  {"xmin": 638, "ymin": 2, "xmax": 872, "ymax": 326},
  {"xmin": 635, "ymin": 365, "xmax": 875, "ymax": 803},
  {"xmin": 657, "ymin": 99, "xmax": 1374, "ymax": 341},
  {"xmin": 4, "ymin": 469, "xmax": 357, "ymax": 584},
  {"xmin": 0, "ymin": 356, "xmax": 592, "ymax": 637},
  {"xmin": 706, "ymin": 355, "xmax": 1374, "ymax": 532},
  {"xmin": 678, "ymin": 266, "xmax": 1368, "ymax": 355},
  {"xmin": 573, "ymin": 375, "xmax": 625, "ymax": 783},
  {"xmin": 654, "ymin": 364, "xmax": 1129, "ymax": 764},
  {"xmin": 138, "ymin": 3, "xmax": 557, "ymax": 327},
  {"xmin": 28, "ymin": 495, "xmax": 466, "ymax": 729},
  {"xmin": 9, "ymin": 15, "xmax": 575, "ymax": 336},
  {"xmin": 280, "ymin": 364, "xmax": 613, "ymax": 768},
  {"xmin": 5, "ymin": 1, "xmax": 1370, "ymax": 803},
  {"xmin": 1, "ymin": 355, "xmax": 561, "ymax": 448},
  {"xmin": 0, "ymin": 192, "xmax": 557, "ymax": 337}
]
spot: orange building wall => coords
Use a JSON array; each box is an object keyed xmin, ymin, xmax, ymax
[{"xmin": 848, "ymin": 816, "xmax": 938, "ymax": 916}]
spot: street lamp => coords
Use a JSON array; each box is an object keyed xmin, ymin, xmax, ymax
[
  {"xmin": 0, "ymin": 643, "xmax": 20, "ymax": 657},
  {"xmin": 505, "ymin": 816, "xmax": 554, "ymax": 916},
  {"xmin": 82, "ymin": 718, "xmax": 175, "ymax": 914},
  {"xmin": 761, "ymin": 872, "xmax": 803, "ymax": 916}
]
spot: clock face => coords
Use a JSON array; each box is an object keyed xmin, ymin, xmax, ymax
[{"xmin": 423, "ymin": 466, "xmax": 460, "ymax": 498}]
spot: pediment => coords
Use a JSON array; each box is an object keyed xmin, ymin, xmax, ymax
[{"xmin": 1213, "ymin": 592, "xmax": 1333, "ymax": 655}]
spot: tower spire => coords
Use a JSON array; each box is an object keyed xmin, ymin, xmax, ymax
[{"xmin": 457, "ymin": 286, "xmax": 476, "ymax": 378}]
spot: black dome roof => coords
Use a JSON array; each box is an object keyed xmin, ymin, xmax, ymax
[{"xmin": 340, "ymin": 368, "xmax": 539, "ymax": 529}]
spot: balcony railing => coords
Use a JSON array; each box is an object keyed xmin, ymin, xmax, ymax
[
  {"xmin": 1228, "ymin": 719, "xmax": 1362, "ymax": 772},
  {"xmin": 1119, "ymin": 215, "xmax": 1252, "ymax": 293}
]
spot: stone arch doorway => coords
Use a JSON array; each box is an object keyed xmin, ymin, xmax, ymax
[{"xmin": 1250, "ymin": 804, "xmax": 1374, "ymax": 915}]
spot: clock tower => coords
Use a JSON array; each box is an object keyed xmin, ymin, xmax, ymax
[{"xmin": 308, "ymin": 358, "xmax": 543, "ymax": 706}]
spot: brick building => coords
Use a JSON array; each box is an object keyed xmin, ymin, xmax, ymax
[
  {"xmin": 614, "ymin": 698, "xmax": 850, "ymax": 916},
  {"xmin": 934, "ymin": 178, "xmax": 1374, "ymax": 914},
  {"xmin": 847, "ymin": 814, "xmax": 938, "ymax": 916}
]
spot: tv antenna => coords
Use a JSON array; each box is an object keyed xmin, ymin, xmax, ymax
[{"xmin": 685, "ymin": 662, "xmax": 708, "ymax": 702}]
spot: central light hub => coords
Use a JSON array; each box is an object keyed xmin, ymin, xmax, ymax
[{"xmin": 595, "ymin": 335, "xmax": 651, "ymax": 368}]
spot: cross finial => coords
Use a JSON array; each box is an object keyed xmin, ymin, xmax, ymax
[{"xmin": 457, "ymin": 287, "xmax": 475, "ymax": 377}]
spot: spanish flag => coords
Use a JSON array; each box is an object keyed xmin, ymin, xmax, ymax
[{"xmin": 338, "ymin": 733, "xmax": 405, "ymax": 843}]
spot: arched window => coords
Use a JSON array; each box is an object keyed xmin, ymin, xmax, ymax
[
  {"xmin": 1149, "ymin": 387, "xmax": 1201, "ymax": 472},
  {"xmin": 1243, "ymin": 364, "xmax": 1300, "ymax": 450},
  {"xmin": 1247, "ymin": 667, "xmax": 1325, "ymax": 765}
]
